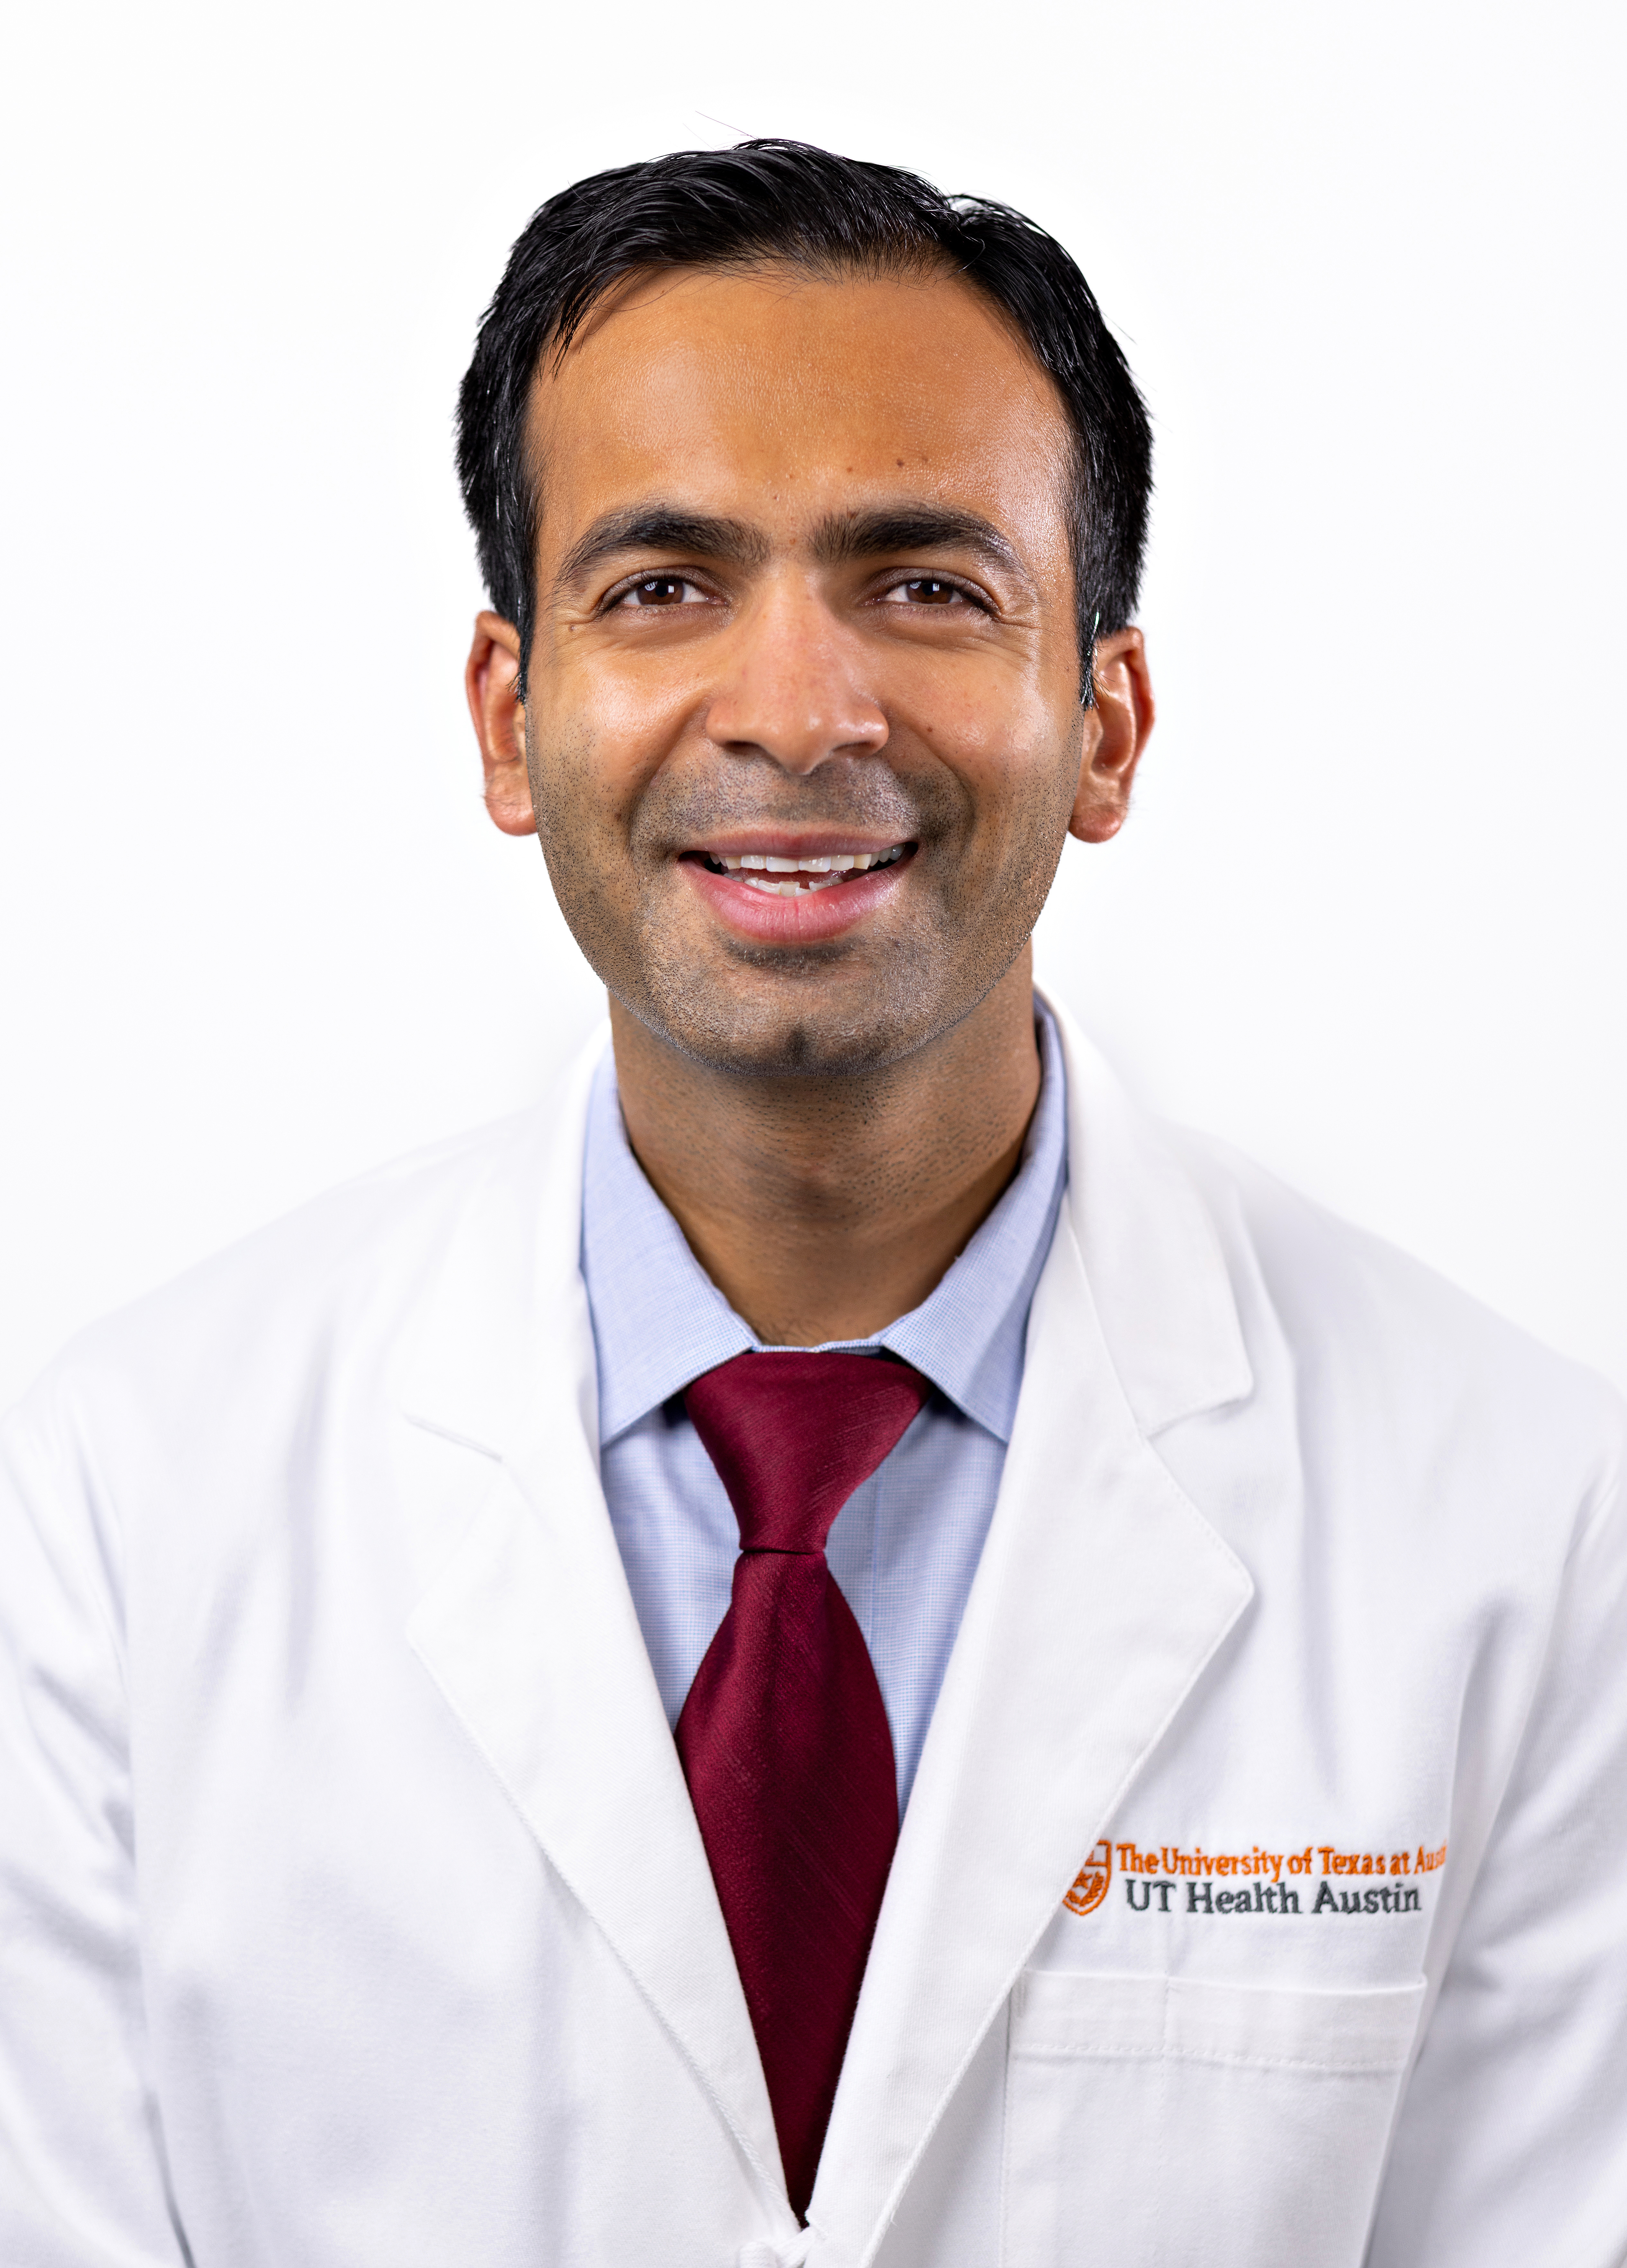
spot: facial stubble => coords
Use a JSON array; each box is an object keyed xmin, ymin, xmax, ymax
[{"xmin": 528, "ymin": 715, "xmax": 1083, "ymax": 1081}]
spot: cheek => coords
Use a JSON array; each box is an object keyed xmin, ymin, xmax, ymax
[
  {"xmin": 910, "ymin": 682, "xmax": 1080, "ymax": 842},
  {"xmin": 524, "ymin": 714, "xmax": 630, "ymax": 873},
  {"xmin": 532, "ymin": 652, "xmax": 695, "ymax": 828}
]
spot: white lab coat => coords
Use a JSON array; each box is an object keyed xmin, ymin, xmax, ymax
[{"xmin": 2, "ymin": 1003, "xmax": 1624, "ymax": 2268}]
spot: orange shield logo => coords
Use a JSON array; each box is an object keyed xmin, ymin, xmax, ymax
[{"xmin": 1064, "ymin": 1838, "xmax": 1112, "ymax": 1916}]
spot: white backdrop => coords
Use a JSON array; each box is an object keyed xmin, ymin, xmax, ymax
[{"xmin": 3, "ymin": 0, "xmax": 1623, "ymax": 1407}]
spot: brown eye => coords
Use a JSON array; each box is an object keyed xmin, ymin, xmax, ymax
[{"xmin": 618, "ymin": 575, "xmax": 703, "ymax": 608}]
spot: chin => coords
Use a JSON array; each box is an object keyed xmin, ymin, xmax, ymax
[{"xmin": 632, "ymin": 969, "xmax": 950, "ymax": 1082}]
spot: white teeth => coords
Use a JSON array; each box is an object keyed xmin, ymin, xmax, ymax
[
  {"xmin": 739, "ymin": 873, "xmax": 847, "ymax": 896},
  {"xmin": 710, "ymin": 845, "xmax": 907, "ymax": 891},
  {"xmin": 716, "ymin": 848, "xmax": 896, "ymax": 873}
]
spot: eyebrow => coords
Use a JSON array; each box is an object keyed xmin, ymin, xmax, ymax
[
  {"xmin": 551, "ymin": 498, "xmax": 1029, "ymax": 600},
  {"xmin": 554, "ymin": 507, "xmax": 769, "ymax": 596},
  {"xmin": 808, "ymin": 506, "xmax": 1026, "ymax": 580}
]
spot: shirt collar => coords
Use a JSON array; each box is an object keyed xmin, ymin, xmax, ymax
[{"xmin": 581, "ymin": 999, "xmax": 1068, "ymax": 1447}]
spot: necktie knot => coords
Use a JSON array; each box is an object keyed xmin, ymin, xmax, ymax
[{"xmin": 684, "ymin": 1349, "xmax": 929, "ymax": 1554}]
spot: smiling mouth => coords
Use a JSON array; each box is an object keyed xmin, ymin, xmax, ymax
[{"xmin": 692, "ymin": 844, "xmax": 913, "ymax": 896}]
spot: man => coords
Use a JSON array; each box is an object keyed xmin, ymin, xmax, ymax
[{"xmin": 1, "ymin": 140, "xmax": 1623, "ymax": 2268}]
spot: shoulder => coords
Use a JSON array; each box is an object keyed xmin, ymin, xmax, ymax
[
  {"xmin": 2, "ymin": 1102, "xmax": 553, "ymax": 1479},
  {"xmin": 1172, "ymin": 1125, "xmax": 1626, "ymax": 1501}
]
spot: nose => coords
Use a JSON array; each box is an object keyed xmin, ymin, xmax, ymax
[{"xmin": 703, "ymin": 579, "xmax": 888, "ymax": 774}]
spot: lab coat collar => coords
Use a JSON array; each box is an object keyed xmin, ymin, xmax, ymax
[
  {"xmin": 808, "ymin": 1138, "xmax": 1254, "ymax": 2262},
  {"xmin": 804, "ymin": 998, "xmax": 1256, "ymax": 2261},
  {"xmin": 397, "ymin": 1001, "xmax": 1256, "ymax": 2259},
  {"xmin": 1043, "ymin": 989, "xmax": 1254, "ymax": 1434},
  {"xmin": 399, "ymin": 1029, "xmax": 797, "ymax": 2230}
]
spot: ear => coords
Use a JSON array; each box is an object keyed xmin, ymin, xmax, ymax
[
  {"xmin": 1069, "ymin": 626, "xmax": 1155, "ymax": 843},
  {"xmin": 465, "ymin": 611, "xmax": 536, "ymax": 836}
]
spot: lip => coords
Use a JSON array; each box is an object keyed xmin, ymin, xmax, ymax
[{"xmin": 680, "ymin": 843, "xmax": 915, "ymax": 945}]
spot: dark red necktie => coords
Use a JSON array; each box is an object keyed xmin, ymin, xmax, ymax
[{"xmin": 676, "ymin": 1350, "xmax": 929, "ymax": 2219}]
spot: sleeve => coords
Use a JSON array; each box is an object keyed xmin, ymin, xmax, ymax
[
  {"xmin": 0, "ymin": 1387, "xmax": 189, "ymax": 2267},
  {"xmin": 1367, "ymin": 1421, "xmax": 1627, "ymax": 2267}
]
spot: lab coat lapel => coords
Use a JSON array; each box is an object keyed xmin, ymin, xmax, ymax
[
  {"xmin": 399, "ymin": 1033, "xmax": 790, "ymax": 2218},
  {"xmin": 810, "ymin": 1006, "xmax": 1256, "ymax": 2265}
]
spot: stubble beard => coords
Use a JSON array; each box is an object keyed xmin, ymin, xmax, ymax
[{"xmin": 529, "ymin": 722, "xmax": 1077, "ymax": 1082}]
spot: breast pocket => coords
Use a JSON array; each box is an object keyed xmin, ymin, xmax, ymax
[{"xmin": 1000, "ymin": 1969, "xmax": 1425, "ymax": 2268}]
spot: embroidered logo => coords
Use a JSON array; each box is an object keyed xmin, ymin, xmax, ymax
[
  {"xmin": 1062, "ymin": 1836, "xmax": 1448, "ymax": 1919},
  {"xmin": 1063, "ymin": 1837, "xmax": 1112, "ymax": 1915}
]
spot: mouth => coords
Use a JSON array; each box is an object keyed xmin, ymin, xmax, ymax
[
  {"xmin": 678, "ymin": 837, "xmax": 917, "ymax": 946},
  {"xmin": 688, "ymin": 843, "xmax": 914, "ymax": 896}
]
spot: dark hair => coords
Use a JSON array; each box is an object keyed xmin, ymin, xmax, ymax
[{"xmin": 457, "ymin": 140, "xmax": 1152, "ymax": 698}]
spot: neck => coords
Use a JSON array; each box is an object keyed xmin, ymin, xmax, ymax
[{"xmin": 610, "ymin": 951, "xmax": 1043, "ymax": 1346}]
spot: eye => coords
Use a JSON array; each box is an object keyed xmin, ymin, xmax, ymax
[
  {"xmin": 878, "ymin": 575, "xmax": 981, "ymax": 609},
  {"xmin": 610, "ymin": 574, "xmax": 710, "ymax": 610}
]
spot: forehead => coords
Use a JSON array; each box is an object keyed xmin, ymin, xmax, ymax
[{"xmin": 526, "ymin": 264, "xmax": 1075, "ymax": 553}]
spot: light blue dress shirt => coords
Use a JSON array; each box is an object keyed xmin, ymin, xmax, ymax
[{"xmin": 580, "ymin": 1001, "xmax": 1068, "ymax": 1812}]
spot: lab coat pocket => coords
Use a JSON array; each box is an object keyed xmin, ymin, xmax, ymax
[{"xmin": 1000, "ymin": 1969, "xmax": 1425, "ymax": 2268}]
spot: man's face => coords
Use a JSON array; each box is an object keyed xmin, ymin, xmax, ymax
[{"xmin": 507, "ymin": 263, "xmax": 1101, "ymax": 1076}]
